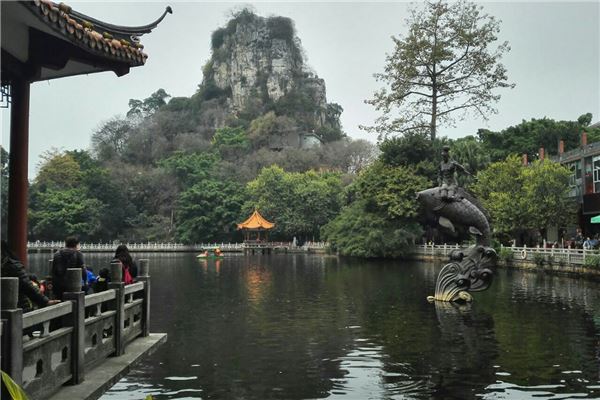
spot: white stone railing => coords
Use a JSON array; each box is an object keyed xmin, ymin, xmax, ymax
[
  {"xmin": 413, "ymin": 243, "xmax": 592, "ymax": 265},
  {"xmin": 27, "ymin": 241, "xmax": 244, "ymax": 252},
  {"xmin": 27, "ymin": 241, "xmax": 329, "ymax": 252}
]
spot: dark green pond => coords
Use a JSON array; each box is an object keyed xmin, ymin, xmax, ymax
[{"xmin": 28, "ymin": 253, "xmax": 600, "ymax": 399}]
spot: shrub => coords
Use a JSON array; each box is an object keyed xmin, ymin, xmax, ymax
[
  {"xmin": 198, "ymin": 80, "xmax": 231, "ymax": 101},
  {"xmin": 498, "ymin": 247, "xmax": 513, "ymax": 264},
  {"xmin": 211, "ymin": 28, "xmax": 227, "ymax": 49},
  {"xmin": 532, "ymin": 252, "xmax": 545, "ymax": 266},
  {"xmin": 584, "ymin": 254, "xmax": 600, "ymax": 268},
  {"xmin": 267, "ymin": 16, "xmax": 295, "ymax": 43}
]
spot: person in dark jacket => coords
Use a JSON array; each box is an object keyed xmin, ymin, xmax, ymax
[
  {"xmin": 113, "ymin": 245, "xmax": 137, "ymax": 285},
  {"xmin": 1, "ymin": 241, "xmax": 60, "ymax": 312},
  {"xmin": 51, "ymin": 236, "xmax": 87, "ymax": 299}
]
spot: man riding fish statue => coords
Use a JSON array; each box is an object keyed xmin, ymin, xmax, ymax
[{"xmin": 416, "ymin": 145, "xmax": 496, "ymax": 303}]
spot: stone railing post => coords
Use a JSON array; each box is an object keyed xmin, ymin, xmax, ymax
[
  {"xmin": 63, "ymin": 268, "xmax": 85, "ymax": 384},
  {"xmin": 108, "ymin": 261, "xmax": 125, "ymax": 356},
  {"xmin": 137, "ymin": 259, "xmax": 151, "ymax": 337},
  {"xmin": 1, "ymin": 277, "xmax": 23, "ymax": 385}
]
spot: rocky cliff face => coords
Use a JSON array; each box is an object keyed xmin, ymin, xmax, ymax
[{"xmin": 200, "ymin": 10, "xmax": 342, "ymax": 139}]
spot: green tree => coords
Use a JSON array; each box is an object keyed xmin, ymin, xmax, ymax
[
  {"xmin": 175, "ymin": 180, "xmax": 246, "ymax": 243},
  {"xmin": 68, "ymin": 150, "xmax": 134, "ymax": 239},
  {"xmin": 246, "ymin": 112, "xmax": 296, "ymax": 149},
  {"xmin": 522, "ymin": 160, "xmax": 575, "ymax": 237},
  {"xmin": 245, "ymin": 166, "xmax": 343, "ymax": 240},
  {"xmin": 29, "ymin": 188, "xmax": 105, "ymax": 240},
  {"xmin": 91, "ymin": 117, "xmax": 133, "ymax": 161},
  {"xmin": 365, "ymin": 0, "xmax": 514, "ymax": 140},
  {"xmin": 473, "ymin": 155, "xmax": 574, "ymax": 243},
  {"xmin": 322, "ymin": 162, "xmax": 430, "ymax": 257},
  {"xmin": 379, "ymin": 133, "xmax": 449, "ymax": 181},
  {"xmin": 211, "ymin": 126, "xmax": 250, "ymax": 158},
  {"xmin": 29, "ymin": 149, "xmax": 135, "ymax": 241},
  {"xmin": 478, "ymin": 115, "xmax": 598, "ymax": 162},
  {"xmin": 450, "ymin": 136, "xmax": 490, "ymax": 186},
  {"xmin": 33, "ymin": 149, "xmax": 82, "ymax": 191},
  {"xmin": 160, "ymin": 151, "xmax": 221, "ymax": 187},
  {"xmin": 127, "ymin": 88, "xmax": 171, "ymax": 118}
]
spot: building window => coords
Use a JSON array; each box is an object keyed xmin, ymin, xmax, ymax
[
  {"xmin": 568, "ymin": 161, "xmax": 582, "ymax": 198},
  {"xmin": 594, "ymin": 156, "xmax": 600, "ymax": 193},
  {"xmin": 584, "ymin": 157, "xmax": 594, "ymax": 194}
]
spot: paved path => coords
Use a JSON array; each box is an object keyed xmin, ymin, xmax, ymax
[{"xmin": 48, "ymin": 333, "xmax": 167, "ymax": 400}]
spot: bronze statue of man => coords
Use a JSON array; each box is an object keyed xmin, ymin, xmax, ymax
[
  {"xmin": 416, "ymin": 145, "xmax": 496, "ymax": 302},
  {"xmin": 438, "ymin": 145, "xmax": 473, "ymax": 203}
]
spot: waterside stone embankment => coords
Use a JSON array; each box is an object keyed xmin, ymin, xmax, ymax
[{"xmin": 409, "ymin": 245, "xmax": 600, "ymax": 280}]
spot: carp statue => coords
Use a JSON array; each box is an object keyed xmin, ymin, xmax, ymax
[{"xmin": 417, "ymin": 146, "xmax": 496, "ymax": 303}]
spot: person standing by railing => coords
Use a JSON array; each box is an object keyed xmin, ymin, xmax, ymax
[
  {"xmin": 51, "ymin": 236, "xmax": 88, "ymax": 300},
  {"xmin": 113, "ymin": 244, "xmax": 138, "ymax": 285}
]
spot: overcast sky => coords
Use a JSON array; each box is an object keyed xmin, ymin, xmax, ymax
[{"xmin": 1, "ymin": 1, "xmax": 599, "ymax": 179}]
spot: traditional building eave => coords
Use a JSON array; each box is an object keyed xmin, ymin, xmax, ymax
[
  {"xmin": 1, "ymin": 0, "xmax": 170, "ymax": 263},
  {"xmin": 1, "ymin": 1, "xmax": 172, "ymax": 82}
]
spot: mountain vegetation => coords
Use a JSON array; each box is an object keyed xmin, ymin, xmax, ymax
[{"xmin": 23, "ymin": 9, "xmax": 376, "ymax": 245}]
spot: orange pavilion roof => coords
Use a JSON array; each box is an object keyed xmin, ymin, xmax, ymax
[{"xmin": 237, "ymin": 210, "xmax": 274, "ymax": 230}]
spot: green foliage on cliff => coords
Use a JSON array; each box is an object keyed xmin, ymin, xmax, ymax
[{"xmin": 267, "ymin": 16, "xmax": 295, "ymax": 43}]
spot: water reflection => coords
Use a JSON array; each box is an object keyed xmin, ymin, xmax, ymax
[{"xmin": 25, "ymin": 253, "xmax": 600, "ymax": 399}]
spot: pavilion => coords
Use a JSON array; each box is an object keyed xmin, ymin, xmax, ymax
[
  {"xmin": 1, "ymin": 1, "xmax": 171, "ymax": 262},
  {"xmin": 237, "ymin": 209, "xmax": 275, "ymax": 242}
]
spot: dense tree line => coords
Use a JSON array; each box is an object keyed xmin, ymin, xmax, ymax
[{"xmin": 14, "ymin": 108, "xmax": 591, "ymax": 255}]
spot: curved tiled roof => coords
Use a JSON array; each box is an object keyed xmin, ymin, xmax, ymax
[
  {"xmin": 24, "ymin": 0, "xmax": 172, "ymax": 66},
  {"xmin": 237, "ymin": 210, "xmax": 275, "ymax": 230}
]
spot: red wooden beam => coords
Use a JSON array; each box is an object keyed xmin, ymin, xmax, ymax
[{"xmin": 7, "ymin": 78, "xmax": 30, "ymax": 264}]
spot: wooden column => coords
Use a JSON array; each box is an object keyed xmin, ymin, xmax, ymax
[{"xmin": 7, "ymin": 78, "xmax": 31, "ymax": 264}]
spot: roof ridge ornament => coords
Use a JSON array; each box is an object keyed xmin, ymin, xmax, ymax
[{"xmin": 68, "ymin": 5, "xmax": 172, "ymax": 37}]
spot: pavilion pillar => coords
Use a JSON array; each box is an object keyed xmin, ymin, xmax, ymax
[{"xmin": 7, "ymin": 78, "xmax": 31, "ymax": 264}]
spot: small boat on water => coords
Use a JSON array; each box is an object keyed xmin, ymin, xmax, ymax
[
  {"xmin": 196, "ymin": 249, "xmax": 224, "ymax": 259},
  {"xmin": 196, "ymin": 253, "xmax": 224, "ymax": 259}
]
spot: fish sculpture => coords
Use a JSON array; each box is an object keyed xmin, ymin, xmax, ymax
[
  {"xmin": 416, "ymin": 187, "xmax": 496, "ymax": 302},
  {"xmin": 416, "ymin": 187, "xmax": 491, "ymax": 247}
]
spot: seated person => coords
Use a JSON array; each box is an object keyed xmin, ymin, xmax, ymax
[
  {"xmin": 84, "ymin": 267, "xmax": 97, "ymax": 294},
  {"xmin": 1, "ymin": 241, "xmax": 60, "ymax": 312},
  {"xmin": 93, "ymin": 268, "xmax": 110, "ymax": 293}
]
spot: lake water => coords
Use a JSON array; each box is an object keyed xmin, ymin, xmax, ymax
[{"xmin": 29, "ymin": 252, "xmax": 600, "ymax": 399}]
